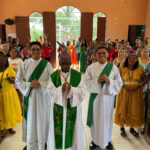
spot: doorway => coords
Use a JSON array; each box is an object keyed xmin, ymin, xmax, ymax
[{"xmin": 128, "ymin": 25, "xmax": 145, "ymax": 45}]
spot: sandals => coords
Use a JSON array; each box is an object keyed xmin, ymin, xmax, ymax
[
  {"xmin": 129, "ymin": 128, "xmax": 139, "ymax": 137},
  {"xmin": 8, "ymin": 128, "xmax": 16, "ymax": 135},
  {"xmin": 120, "ymin": 127, "xmax": 127, "ymax": 137}
]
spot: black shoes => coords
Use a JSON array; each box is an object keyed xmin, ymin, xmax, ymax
[
  {"xmin": 45, "ymin": 143, "xmax": 47, "ymax": 150},
  {"xmin": 129, "ymin": 128, "xmax": 139, "ymax": 137},
  {"xmin": 106, "ymin": 142, "xmax": 113, "ymax": 150},
  {"xmin": 89, "ymin": 141, "xmax": 100, "ymax": 149},
  {"xmin": 23, "ymin": 145, "xmax": 27, "ymax": 150},
  {"xmin": 23, "ymin": 143, "xmax": 47, "ymax": 150}
]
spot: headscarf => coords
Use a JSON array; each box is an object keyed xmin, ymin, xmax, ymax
[{"xmin": 127, "ymin": 49, "xmax": 136, "ymax": 56}]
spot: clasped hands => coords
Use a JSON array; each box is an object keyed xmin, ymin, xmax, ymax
[
  {"xmin": 123, "ymin": 84, "xmax": 141, "ymax": 92},
  {"xmin": 97, "ymin": 74, "xmax": 110, "ymax": 84},
  {"xmin": 62, "ymin": 82, "xmax": 71, "ymax": 93},
  {"xmin": 30, "ymin": 80, "xmax": 41, "ymax": 88}
]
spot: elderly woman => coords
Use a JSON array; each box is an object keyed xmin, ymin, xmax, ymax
[
  {"xmin": 139, "ymin": 48, "xmax": 150, "ymax": 68},
  {"xmin": 114, "ymin": 52, "xmax": 147, "ymax": 137}
]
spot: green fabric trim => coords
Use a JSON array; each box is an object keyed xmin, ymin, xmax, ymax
[
  {"xmin": 100, "ymin": 62, "xmax": 113, "ymax": 88},
  {"xmin": 51, "ymin": 69, "xmax": 81, "ymax": 149},
  {"xmin": 87, "ymin": 62, "xmax": 113, "ymax": 127},
  {"xmin": 24, "ymin": 59, "xmax": 48, "ymax": 120},
  {"xmin": 80, "ymin": 47, "xmax": 86, "ymax": 73},
  {"xmin": 86, "ymin": 93, "xmax": 98, "ymax": 127},
  {"xmin": 51, "ymin": 69, "xmax": 61, "ymax": 88},
  {"xmin": 65, "ymin": 69, "xmax": 81, "ymax": 149},
  {"xmin": 53, "ymin": 103, "xmax": 63, "ymax": 149},
  {"xmin": 51, "ymin": 70, "xmax": 63, "ymax": 148},
  {"xmin": 65, "ymin": 100, "xmax": 77, "ymax": 149}
]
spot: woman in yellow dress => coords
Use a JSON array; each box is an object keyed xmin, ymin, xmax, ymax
[
  {"xmin": 0, "ymin": 54, "xmax": 22, "ymax": 134},
  {"xmin": 114, "ymin": 52, "xmax": 147, "ymax": 137},
  {"xmin": 66, "ymin": 40, "xmax": 72, "ymax": 57}
]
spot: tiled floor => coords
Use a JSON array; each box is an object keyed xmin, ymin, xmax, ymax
[{"xmin": 0, "ymin": 93, "xmax": 150, "ymax": 150}]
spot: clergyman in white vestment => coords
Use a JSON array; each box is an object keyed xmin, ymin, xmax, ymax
[
  {"xmin": 16, "ymin": 41, "xmax": 53, "ymax": 150},
  {"xmin": 84, "ymin": 47, "xmax": 122, "ymax": 150},
  {"xmin": 47, "ymin": 50, "xmax": 86, "ymax": 150}
]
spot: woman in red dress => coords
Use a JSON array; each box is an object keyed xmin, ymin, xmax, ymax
[{"xmin": 71, "ymin": 40, "xmax": 78, "ymax": 68}]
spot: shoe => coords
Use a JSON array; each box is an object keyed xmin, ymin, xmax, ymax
[
  {"xmin": 129, "ymin": 128, "xmax": 139, "ymax": 137},
  {"xmin": 23, "ymin": 145, "xmax": 27, "ymax": 150},
  {"xmin": 120, "ymin": 127, "xmax": 127, "ymax": 137},
  {"xmin": 106, "ymin": 142, "xmax": 113, "ymax": 150},
  {"xmin": 45, "ymin": 143, "xmax": 47, "ymax": 150},
  {"xmin": 89, "ymin": 141, "xmax": 99, "ymax": 149},
  {"xmin": 8, "ymin": 128, "xmax": 16, "ymax": 135}
]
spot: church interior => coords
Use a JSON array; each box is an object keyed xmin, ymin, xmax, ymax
[{"xmin": 0, "ymin": 0, "xmax": 150, "ymax": 150}]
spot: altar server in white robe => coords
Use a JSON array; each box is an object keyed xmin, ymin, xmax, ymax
[
  {"xmin": 84, "ymin": 46, "xmax": 123, "ymax": 150},
  {"xmin": 47, "ymin": 50, "xmax": 86, "ymax": 150},
  {"xmin": 16, "ymin": 41, "xmax": 52, "ymax": 150}
]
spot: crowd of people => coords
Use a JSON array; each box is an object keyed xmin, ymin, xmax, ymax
[{"xmin": 0, "ymin": 35, "xmax": 150, "ymax": 150}]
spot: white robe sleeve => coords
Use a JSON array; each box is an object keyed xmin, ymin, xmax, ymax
[
  {"xmin": 69, "ymin": 78, "xmax": 86, "ymax": 107},
  {"xmin": 15, "ymin": 63, "xmax": 31, "ymax": 96},
  {"xmin": 84, "ymin": 66, "xmax": 101, "ymax": 93},
  {"xmin": 47, "ymin": 79, "xmax": 66, "ymax": 107},
  {"xmin": 107, "ymin": 65, "xmax": 123, "ymax": 96}
]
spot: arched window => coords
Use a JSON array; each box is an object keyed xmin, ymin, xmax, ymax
[
  {"xmin": 93, "ymin": 12, "xmax": 106, "ymax": 40},
  {"xmin": 29, "ymin": 12, "xmax": 44, "ymax": 42},
  {"xmin": 55, "ymin": 6, "xmax": 81, "ymax": 66},
  {"xmin": 56, "ymin": 6, "xmax": 81, "ymax": 43}
]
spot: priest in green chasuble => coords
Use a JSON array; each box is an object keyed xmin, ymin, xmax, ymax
[{"xmin": 47, "ymin": 50, "xmax": 86, "ymax": 150}]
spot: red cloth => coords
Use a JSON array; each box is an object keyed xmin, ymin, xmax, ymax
[
  {"xmin": 71, "ymin": 45, "xmax": 77, "ymax": 65},
  {"xmin": 111, "ymin": 49, "xmax": 118, "ymax": 60},
  {"xmin": 41, "ymin": 46, "xmax": 53, "ymax": 58},
  {"xmin": 107, "ymin": 48, "xmax": 114, "ymax": 62}
]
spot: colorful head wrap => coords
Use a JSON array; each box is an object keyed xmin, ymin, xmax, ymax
[{"xmin": 127, "ymin": 49, "xmax": 136, "ymax": 56}]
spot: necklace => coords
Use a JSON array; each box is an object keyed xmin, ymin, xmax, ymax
[
  {"xmin": 128, "ymin": 69, "xmax": 134, "ymax": 83},
  {"xmin": 61, "ymin": 71, "xmax": 70, "ymax": 82}
]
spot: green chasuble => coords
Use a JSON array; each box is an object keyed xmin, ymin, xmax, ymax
[
  {"xmin": 51, "ymin": 69, "xmax": 81, "ymax": 149},
  {"xmin": 87, "ymin": 62, "xmax": 113, "ymax": 127},
  {"xmin": 24, "ymin": 59, "xmax": 48, "ymax": 120}
]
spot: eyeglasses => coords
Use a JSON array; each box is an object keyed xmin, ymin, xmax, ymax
[
  {"xmin": 31, "ymin": 48, "xmax": 41, "ymax": 51},
  {"xmin": 97, "ymin": 52, "xmax": 107, "ymax": 55}
]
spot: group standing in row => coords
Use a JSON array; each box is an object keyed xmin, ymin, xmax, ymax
[{"xmin": 0, "ymin": 36, "xmax": 150, "ymax": 150}]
